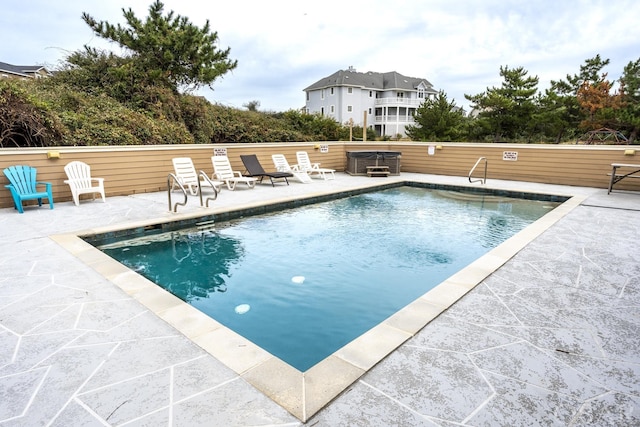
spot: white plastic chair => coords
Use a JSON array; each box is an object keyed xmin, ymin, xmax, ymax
[
  {"xmin": 296, "ymin": 151, "xmax": 335, "ymax": 180},
  {"xmin": 211, "ymin": 156, "xmax": 257, "ymax": 190},
  {"xmin": 271, "ymin": 154, "xmax": 312, "ymax": 183},
  {"xmin": 172, "ymin": 157, "xmax": 221, "ymax": 195},
  {"xmin": 63, "ymin": 161, "xmax": 106, "ymax": 206}
]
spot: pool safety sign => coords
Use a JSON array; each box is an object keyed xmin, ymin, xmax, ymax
[
  {"xmin": 213, "ymin": 147, "xmax": 227, "ymax": 157},
  {"xmin": 503, "ymin": 151, "xmax": 518, "ymax": 161}
]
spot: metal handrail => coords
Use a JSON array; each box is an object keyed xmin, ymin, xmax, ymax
[
  {"xmin": 198, "ymin": 170, "xmax": 218, "ymax": 207},
  {"xmin": 167, "ymin": 173, "xmax": 188, "ymax": 212},
  {"xmin": 468, "ymin": 157, "xmax": 487, "ymax": 184}
]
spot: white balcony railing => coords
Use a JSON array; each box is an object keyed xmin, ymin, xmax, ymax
[
  {"xmin": 375, "ymin": 98, "xmax": 422, "ymax": 107},
  {"xmin": 375, "ymin": 115, "xmax": 416, "ymax": 123}
]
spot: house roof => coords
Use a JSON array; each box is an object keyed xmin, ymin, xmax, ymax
[
  {"xmin": 0, "ymin": 61, "xmax": 50, "ymax": 77},
  {"xmin": 303, "ymin": 68, "xmax": 435, "ymax": 92}
]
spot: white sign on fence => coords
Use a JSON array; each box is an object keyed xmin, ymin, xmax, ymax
[
  {"xmin": 213, "ymin": 147, "xmax": 227, "ymax": 157},
  {"xmin": 503, "ymin": 151, "xmax": 518, "ymax": 161},
  {"xmin": 320, "ymin": 144, "xmax": 329, "ymax": 153}
]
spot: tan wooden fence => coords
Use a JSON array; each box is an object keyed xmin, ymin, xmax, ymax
[{"xmin": 1, "ymin": 142, "xmax": 638, "ymax": 209}]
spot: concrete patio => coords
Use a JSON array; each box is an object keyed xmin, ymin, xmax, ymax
[{"xmin": 1, "ymin": 172, "xmax": 639, "ymax": 426}]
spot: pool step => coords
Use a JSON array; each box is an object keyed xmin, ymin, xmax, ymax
[
  {"xmin": 196, "ymin": 220, "xmax": 216, "ymax": 231},
  {"xmin": 437, "ymin": 190, "xmax": 520, "ymax": 203}
]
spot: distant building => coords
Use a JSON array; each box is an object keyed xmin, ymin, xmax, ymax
[
  {"xmin": 0, "ymin": 61, "xmax": 52, "ymax": 80},
  {"xmin": 303, "ymin": 66, "xmax": 438, "ymax": 137}
]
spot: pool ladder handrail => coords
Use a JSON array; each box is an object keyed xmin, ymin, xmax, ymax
[
  {"xmin": 468, "ymin": 157, "xmax": 487, "ymax": 184},
  {"xmin": 167, "ymin": 171, "xmax": 219, "ymax": 212},
  {"xmin": 167, "ymin": 173, "xmax": 188, "ymax": 212},
  {"xmin": 197, "ymin": 171, "xmax": 218, "ymax": 208}
]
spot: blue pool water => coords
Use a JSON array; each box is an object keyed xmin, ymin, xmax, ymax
[{"xmin": 98, "ymin": 186, "xmax": 560, "ymax": 371}]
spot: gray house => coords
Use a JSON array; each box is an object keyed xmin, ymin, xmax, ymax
[
  {"xmin": 0, "ymin": 61, "xmax": 51, "ymax": 80},
  {"xmin": 303, "ymin": 67, "xmax": 437, "ymax": 137}
]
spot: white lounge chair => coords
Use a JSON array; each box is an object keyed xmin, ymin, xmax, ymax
[
  {"xmin": 271, "ymin": 154, "xmax": 312, "ymax": 183},
  {"xmin": 211, "ymin": 156, "xmax": 257, "ymax": 190},
  {"xmin": 63, "ymin": 161, "xmax": 106, "ymax": 206},
  {"xmin": 296, "ymin": 151, "xmax": 335, "ymax": 180},
  {"xmin": 172, "ymin": 157, "xmax": 222, "ymax": 195}
]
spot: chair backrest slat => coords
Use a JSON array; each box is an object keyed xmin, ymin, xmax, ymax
[
  {"xmin": 212, "ymin": 156, "xmax": 235, "ymax": 180},
  {"xmin": 64, "ymin": 161, "xmax": 93, "ymax": 189},
  {"xmin": 271, "ymin": 154, "xmax": 291, "ymax": 172},
  {"xmin": 172, "ymin": 157, "xmax": 198, "ymax": 185},
  {"xmin": 3, "ymin": 165, "xmax": 38, "ymax": 194}
]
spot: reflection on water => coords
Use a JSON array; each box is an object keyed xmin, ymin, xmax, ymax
[{"xmin": 102, "ymin": 230, "xmax": 244, "ymax": 303}]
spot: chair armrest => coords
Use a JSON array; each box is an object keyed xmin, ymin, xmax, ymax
[
  {"xmin": 36, "ymin": 181, "xmax": 52, "ymax": 190},
  {"xmin": 233, "ymin": 171, "xmax": 243, "ymax": 178},
  {"xmin": 92, "ymin": 178, "xmax": 105, "ymax": 184}
]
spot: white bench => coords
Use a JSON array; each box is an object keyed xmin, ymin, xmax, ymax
[{"xmin": 608, "ymin": 163, "xmax": 640, "ymax": 194}]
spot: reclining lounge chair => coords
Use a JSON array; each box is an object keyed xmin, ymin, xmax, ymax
[
  {"xmin": 240, "ymin": 154, "xmax": 293, "ymax": 186},
  {"xmin": 296, "ymin": 151, "xmax": 336, "ymax": 180},
  {"xmin": 271, "ymin": 154, "xmax": 312, "ymax": 183},
  {"xmin": 212, "ymin": 155, "xmax": 257, "ymax": 190},
  {"xmin": 172, "ymin": 157, "xmax": 222, "ymax": 195}
]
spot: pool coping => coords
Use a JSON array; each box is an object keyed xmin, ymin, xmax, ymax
[{"xmin": 50, "ymin": 181, "xmax": 586, "ymax": 422}]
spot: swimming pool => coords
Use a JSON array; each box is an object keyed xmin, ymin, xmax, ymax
[{"xmin": 91, "ymin": 185, "xmax": 562, "ymax": 371}]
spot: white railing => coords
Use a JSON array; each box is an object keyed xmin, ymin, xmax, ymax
[
  {"xmin": 375, "ymin": 98, "xmax": 422, "ymax": 107},
  {"xmin": 468, "ymin": 157, "xmax": 488, "ymax": 184},
  {"xmin": 374, "ymin": 115, "xmax": 416, "ymax": 123}
]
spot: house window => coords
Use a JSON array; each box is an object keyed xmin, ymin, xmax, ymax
[
  {"xmin": 347, "ymin": 87, "xmax": 353, "ymax": 94},
  {"xmin": 369, "ymin": 90, "xmax": 373, "ymax": 97},
  {"xmin": 330, "ymin": 105, "xmax": 335, "ymax": 113},
  {"xmin": 321, "ymin": 89, "xmax": 325, "ymax": 100},
  {"xmin": 368, "ymin": 108, "xmax": 372, "ymax": 114},
  {"xmin": 347, "ymin": 105, "xmax": 353, "ymax": 112},
  {"xmin": 306, "ymin": 92, "xmax": 310, "ymax": 101},
  {"xmin": 321, "ymin": 107, "xmax": 324, "ymax": 116},
  {"xmin": 330, "ymin": 87, "xmax": 334, "ymax": 95}
]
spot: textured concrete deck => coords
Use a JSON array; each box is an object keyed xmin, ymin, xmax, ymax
[{"xmin": 1, "ymin": 172, "xmax": 639, "ymax": 426}]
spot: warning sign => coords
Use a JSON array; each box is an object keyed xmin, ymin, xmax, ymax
[
  {"xmin": 503, "ymin": 151, "xmax": 518, "ymax": 161},
  {"xmin": 213, "ymin": 147, "xmax": 227, "ymax": 157}
]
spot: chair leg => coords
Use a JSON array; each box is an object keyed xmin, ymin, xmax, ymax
[{"xmin": 10, "ymin": 194, "xmax": 24, "ymax": 213}]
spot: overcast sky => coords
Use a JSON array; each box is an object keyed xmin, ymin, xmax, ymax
[{"xmin": 2, "ymin": 0, "xmax": 639, "ymax": 113}]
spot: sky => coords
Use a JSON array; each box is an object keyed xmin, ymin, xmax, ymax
[{"xmin": 2, "ymin": 0, "xmax": 639, "ymax": 113}]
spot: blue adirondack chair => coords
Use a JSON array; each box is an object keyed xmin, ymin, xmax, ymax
[{"xmin": 3, "ymin": 165, "xmax": 54, "ymax": 213}]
